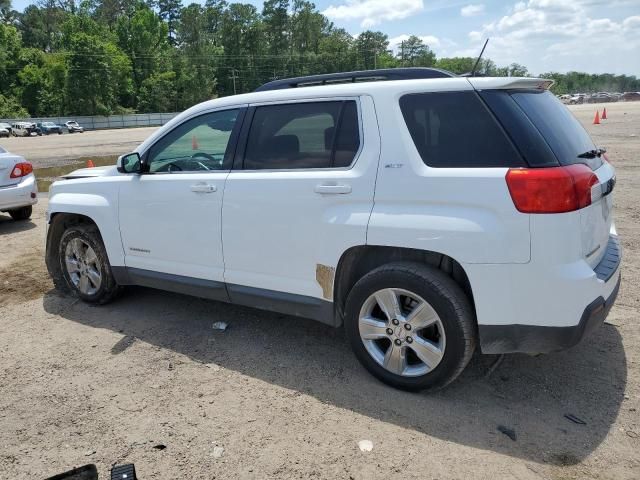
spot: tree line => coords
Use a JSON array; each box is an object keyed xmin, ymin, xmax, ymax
[{"xmin": 0, "ymin": 0, "xmax": 638, "ymax": 118}]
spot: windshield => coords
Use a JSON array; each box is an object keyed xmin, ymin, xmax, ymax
[{"xmin": 509, "ymin": 90, "xmax": 602, "ymax": 169}]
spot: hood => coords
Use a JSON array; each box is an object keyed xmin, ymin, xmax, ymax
[{"xmin": 62, "ymin": 165, "xmax": 119, "ymax": 179}]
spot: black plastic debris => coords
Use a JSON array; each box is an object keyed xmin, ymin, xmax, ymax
[
  {"xmin": 497, "ymin": 425, "xmax": 517, "ymax": 441},
  {"xmin": 564, "ymin": 414, "xmax": 587, "ymax": 425}
]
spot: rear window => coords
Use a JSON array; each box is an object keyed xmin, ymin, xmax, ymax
[
  {"xmin": 399, "ymin": 91, "xmax": 525, "ymax": 168},
  {"xmin": 509, "ymin": 90, "xmax": 601, "ymax": 169}
]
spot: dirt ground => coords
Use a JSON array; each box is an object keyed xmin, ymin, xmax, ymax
[
  {"xmin": 0, "ymin": 102, "xmax": 639, "ymax": 479},
  {"xmin": 0, "ymin": 127, "xmax": 159, "ymax": 168}
]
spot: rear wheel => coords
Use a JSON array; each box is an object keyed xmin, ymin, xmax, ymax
[
  {"xmin": 9, "ymin": 206, "xmax": 32, "ymax": 221},
  {"xmin": 58, "ymin": 224, "xmax": 120, "ymax": 304},
  {"xmin": 344, "ymin": 262, "xmax": 476, "ymax": 391}
]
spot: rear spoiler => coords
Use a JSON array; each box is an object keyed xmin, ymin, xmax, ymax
[{"xmin": 467, "ymin": 77, "xmax": 554, "ymax": 91}]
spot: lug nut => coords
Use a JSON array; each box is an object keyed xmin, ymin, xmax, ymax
[
  {"xmin": 392, "ymin": 319, "xmax": 400, "ymax": 326},
  {"xmin": 406, "ymin": 336, "xmax": 413, "ymax": 343},
  {"xmin": 404, "ymin": 324, "xmax": 411, "ymax": 331},
  {"xmin": 386, "ymin": 328, "xmax": 393, "ymax": 335},
  {"xmin": 394, "ymin": 339, "xmax": 402, "ymax": 346}
]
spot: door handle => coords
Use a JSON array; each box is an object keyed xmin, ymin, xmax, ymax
[
  {"xmin": 190, "ymin": 183, "xmax": 217, "ymax": 193},
  {"xmin": 314, "ymin": 184, "xmax": 352, "ymax": 195}
]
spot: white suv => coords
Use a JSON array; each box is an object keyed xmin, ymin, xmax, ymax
[{"xmin": 46, "ymin": 68, "xmax": 621, "ymax": 390}]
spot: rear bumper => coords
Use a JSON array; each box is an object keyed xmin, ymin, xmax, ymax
[
  {"xmin": 466, "ymin": 232, "xmax": 622, "ymax": 354},
  {"xmin": 478, "ymin": 274, "xmax": 620, "ymax": 354},
  {"xmin": 0, "ymin": 174, "xmax": 38, "ymax": 211}
]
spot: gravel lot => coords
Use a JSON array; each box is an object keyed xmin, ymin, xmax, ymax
[{"xmin": 0, "ymin": 102, "xmax": 638, "ymax": 479}]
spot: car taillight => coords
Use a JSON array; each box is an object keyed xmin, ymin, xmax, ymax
[
  {"xmin": 506, "ymin": 164, "xmax": 599, "ymax": 214},
  {"xmin": 10, "ymin": 162, "xmax": 33, "ymax": 179}
]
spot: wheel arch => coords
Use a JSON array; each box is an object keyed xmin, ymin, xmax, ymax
[
  {"xmin": 46, "ymin": 212, "xmax": 104, "ymax": 281},
  {"xmin": 333, "ymin": 245, "xmax": 476, "ymax": 327}
]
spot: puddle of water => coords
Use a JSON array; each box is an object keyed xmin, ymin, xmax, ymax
[{"xmin": 35, "ymin": 156, "xmax": 118, "ymax": 192}]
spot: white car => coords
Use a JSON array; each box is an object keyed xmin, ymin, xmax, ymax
[
  {"xmin": 65, "ymin": 121, "xmax": 84, "ymax": 133},
  {"xmin": 0, "ymin": 146, "xmax": 37, "ymax": 220},
  {"xmin": 45, "ymin": 68, "xmax": 621, "ymax": 390}
]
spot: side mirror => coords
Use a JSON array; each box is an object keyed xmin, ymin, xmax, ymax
[{"xmin": 117, "ymin": 152, "xmax": 142, "ymax": 174}]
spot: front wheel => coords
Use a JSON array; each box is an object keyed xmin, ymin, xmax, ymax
[
  {"xmin": 344, "ymin": 262, "xmax": 476, "ymax": 391},
  {"xmin": 58, "ymin": 224, "xmax": 120, "ymax": 304}
]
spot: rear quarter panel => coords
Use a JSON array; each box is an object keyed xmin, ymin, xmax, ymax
[{"xmin": 367, "ymin": 87, "xmax": 530, "ymax": 265}]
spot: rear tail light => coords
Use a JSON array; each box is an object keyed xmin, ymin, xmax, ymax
[
  {"xmin": 10, "ymin": 162, "xmax": 33, "ymax": 179},
  {"xmin": 506, "ymin": 164, "xmax": 599, "ymax": 213}
]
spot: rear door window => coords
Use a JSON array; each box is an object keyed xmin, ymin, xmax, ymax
[
  {"xmin": 399, "ymin": 91, "xmax": 525, "ymax": 168},
  {"xmin": 243, "ymin": 100, "xmax": 360, "ymax": 170}
]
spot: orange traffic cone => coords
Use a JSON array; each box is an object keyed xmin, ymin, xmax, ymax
[
  {"xmin": 192, "ymin": 135, "xmax": 199, "ymax": 150},
  {"xmin": 593, "ymin": 111, "xmax": 600, "ymax": 125},
  {"xmin": 86, "ymin": 159, "xmax": 95, "ymax": 167},
  {"xmin": 602, "ymin": 107, "xmax": 607, "ymax": 120}
]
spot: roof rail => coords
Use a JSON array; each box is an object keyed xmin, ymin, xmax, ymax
[{"xmin": 254, "ymin": 68, "xmax": 457, "ymax": 92}]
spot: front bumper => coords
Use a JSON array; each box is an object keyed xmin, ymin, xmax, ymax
[{"xmin": 0, "ymin": 174, "xmax": 38, "ymax": 211}]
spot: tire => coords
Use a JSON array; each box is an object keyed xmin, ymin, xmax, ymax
[
  {"xmin": 58, "ymin": 224, "xmax": 120, "ymax": 304},
  {"xmin": 344, "ymin": 262, "xmax": 476, "ymax": 391},
  {"xmin": 58, "ymin": 130, "xmax": 63, "ymax": 135},
  {"xmin": 9, "ymin": 205, "xmax": 32, "ymax": 220}
]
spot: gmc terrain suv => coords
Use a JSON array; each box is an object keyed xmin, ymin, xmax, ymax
[{"xmin": 46, "ymin": 68, "xmax": 621, "ymax": 390}]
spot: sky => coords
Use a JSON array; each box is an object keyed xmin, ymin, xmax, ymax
[{"xmin": 11, "ymin": 0, "xmax": 640, "ymax": 75}]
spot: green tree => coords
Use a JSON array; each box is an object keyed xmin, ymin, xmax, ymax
[
  {"xmin": 435, "ymin": 57, "xmax": 496, "ymax": 75},
  {"xmin": 65, "ymin": 32, "xmax": 131, "ymax": 114},
  {"xmin": 0, "ymin": 93, "xmax": 29, "ymax": 117},
  {"xmin": 397, "ymin": 35, "xmax": 435, "ymax": 67},
  {"xmin": 17, "ymin": 6, "xmax": 50, "ymax": 50},
  {"xmin": 174, "ymin": 3, "xmax": 220, "ymax": 109},
  {"xmin": 137, "ymin": 70, "xmax": 176, "ymax": 111},
  {"xmin": 0, "ymin": 23, "xmax": 22, "ymax": 96},
  {"xmin": 354, "ymin": 31, "xmax": 388, "ymax": 70},
  {"xmin": 116, "ymin": 4, "xmax": 167, "ymax": 106},
  {"xmin": 317, "ymin": 28, "xmax": 354, "ymax": 73},
  {"xmin": 157, "ymin": 0, "xmax": 181, "ymax": 43},
  {"xmin": 1, "ymin": 0, "xmax": 14, "ymax": 23}
]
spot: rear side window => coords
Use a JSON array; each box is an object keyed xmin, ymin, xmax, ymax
[
  {"xmin": 400, "ymin": 91, "xmax": 525, "ymax": 168},
  {"xmin": 509, "ymin": 90, "xmax": 601, "ymax": 169},
  {"xmin": 244, "ymin": 101, "xmax": 360, "ymax": 170}
]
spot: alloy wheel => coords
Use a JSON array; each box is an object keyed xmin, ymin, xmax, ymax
[
  {"xmin": 64, "ymin": 238, "xmax": 102, "ymax": 295},
  {"xmin": 358, "ymin": 288, "xmax": 446, "ymax": 377}
]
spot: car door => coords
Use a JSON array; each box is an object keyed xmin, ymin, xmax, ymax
[
  {"xmin": 118, "ymin": 107, "xmax": 245, "ymax": 295},
  {"xmin": 222, "ymin": 96, "xmax": 379, "ymax": 318}
]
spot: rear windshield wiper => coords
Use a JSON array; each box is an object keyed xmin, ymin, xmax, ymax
[{"xmin": 577, "ymin": 147, "xmax": 606, "ymax": 159}]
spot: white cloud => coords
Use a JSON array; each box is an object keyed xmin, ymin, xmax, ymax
[
  {"xmin": 460, "ymin": 4, "xmax": 485, "ymax": 17},
  {"xmin": 323, "ymin": 0, "xmax": 423, "ymax": 28},
  {"xmin": 388, "ymin": 34, "xmax": 441, "ymax": 52},
  {"xmin": 468, "ymin": 30, "xmax": 482, "ymax": 41},
  {"xmin": 460, "ymin": 0, "xmax": 640, "ymax": 74}
]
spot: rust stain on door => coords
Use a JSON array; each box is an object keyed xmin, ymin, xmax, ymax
[{"xmin": 316, "ymin": 264, "xmax": 335, "ymax": 300}]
